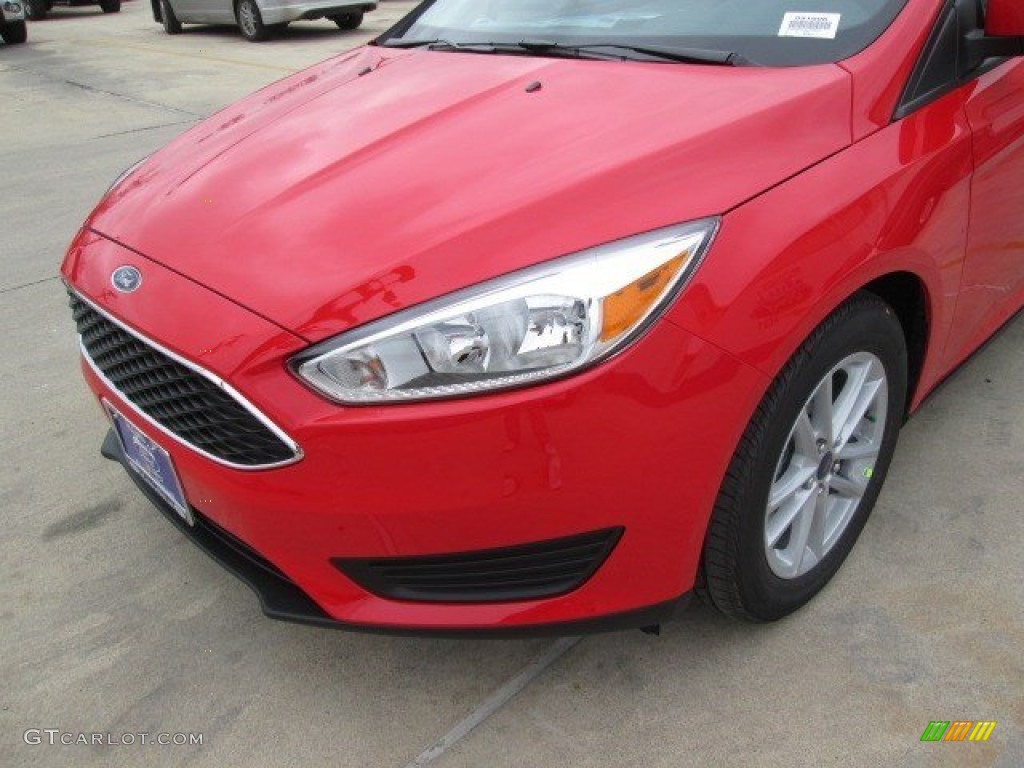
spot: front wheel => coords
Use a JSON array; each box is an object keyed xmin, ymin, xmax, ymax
[
  {"xmin": 331, "ymin": 10, "xmax": 363, "ymax": 30},
  {"xmin": 698, "ymin": 293, "xmax": 908, "ymax": 621},
  {"xmin": 236, "ymin": 0, "xmax": 269, "ymax": 41},
  {"xmin": 1, "ymin": 20, "xmax": 28, "ymax": 43},
  {"xmin": 100, "ymin": 0, "xmax": 121, "ymax": 12}
]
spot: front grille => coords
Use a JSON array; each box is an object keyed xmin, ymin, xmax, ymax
[
  {"xmin": 333, "ymin": 528, "xmax": 624, "ymax": 603},
  {"xmin": 70, "ymin": 291, "xmax": 298, "ymax": 468}
]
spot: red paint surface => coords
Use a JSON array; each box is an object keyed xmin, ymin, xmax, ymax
[
  {"xmin": 986, "ymin": 0, "xmax": 1024, "ymax": 37},
  {"xmin": 63, "ymin": 0, "xmax": 1024, "ymax": 629}
]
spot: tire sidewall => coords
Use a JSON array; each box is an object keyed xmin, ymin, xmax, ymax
[
  {"xmin": 333, "ymin": 11, "xmax": 362, "ymax": 30},
  {"xmin": 2, "ymin": 20, "xmax": 28, "ymax": 43},
  {"xmin": 161, "ymin": 0, "xmax": 179, "ymax": 33},
  {"xmin": 735, "ymin": 298, "xmax": 908, "ymax": 619}
]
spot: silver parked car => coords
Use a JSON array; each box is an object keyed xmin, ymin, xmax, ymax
[
  {"xmin": 25, "ymin": 0, "xmax": 119, "ymax": 21},
  {"xmin": 153, "ymin": 0, "xmax": 375, "ymax": 42}
]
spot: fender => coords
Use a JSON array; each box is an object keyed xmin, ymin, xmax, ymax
[{"xmin": 666, "ymin": 84, "xmax": 974, "ymax": 415}]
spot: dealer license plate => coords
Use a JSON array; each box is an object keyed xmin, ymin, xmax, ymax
[{"xmin": 105, "ymin": 403, "xmax": 193, "ymax": 526}]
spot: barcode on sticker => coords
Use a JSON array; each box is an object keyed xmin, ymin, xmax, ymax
[{"xmin": 779, "ymin": 12, "xmax": 841, "ymax": 39}]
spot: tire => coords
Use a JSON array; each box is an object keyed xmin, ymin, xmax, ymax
[
  {"xmin": 698, "ymin": 293, "xmax": 908, "ymax": 622},
  {"xmin": 331, "ymin": 10, "xmax": 363, "ymax": 30},
  {"xmin": 1, "ymin": 20, "xmax": 28, "ymax": 44},
  {"xmin": 160, "ymin": 0, "xmax": 182, "ymax": 34},
  {"xmin": 236, "ymin": 0, "xmax": 269, "ymax": 41},
  {"xmin": 99, "ymin": 0, "xmax": 121, "ymax": 12},
  {"xmin": 24, "ymin": 0, "xmax": 47, "ymax": 20}
]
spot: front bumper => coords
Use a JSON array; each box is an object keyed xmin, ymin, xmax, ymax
[
  {"xmin": 64, "ymin": 230, "xmax": 769, "ymax": 633},
  {"xmin": 101, "ymin": 428, "xmax": 683, "ymax": 636}
]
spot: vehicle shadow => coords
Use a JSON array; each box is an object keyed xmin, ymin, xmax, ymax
[
  {"xmin": 167, "ymin": 22, "xmax": 367, "ymax": 44},
  {"xmin": 27, "ymin": 10, "xmax": 109, "ymax": 19}
]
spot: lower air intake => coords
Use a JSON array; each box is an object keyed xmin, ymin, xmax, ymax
[{"xmin": 332, "ymin": 528, "xmax": 623, "ymax": 603}]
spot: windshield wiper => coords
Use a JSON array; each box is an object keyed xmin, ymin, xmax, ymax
[
  {"xmin": 515, "ymin": 39, "xmax": 754, "ymax": 66},
  {"xmin": 379, "ymin": 39, "xmax": 501, "ymax": 52},
  {"xmin": 379, "ymin": 37, "xmax": 754, "ymax": 66}
]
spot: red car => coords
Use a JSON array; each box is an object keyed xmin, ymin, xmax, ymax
[{"xmin": 62, "ymin": 0, "xmax": 1023, "ymax": 634}]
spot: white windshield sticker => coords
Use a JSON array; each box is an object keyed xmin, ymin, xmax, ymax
[{"xmin": 778, "ymin": 12, "xmax": 841, "ymax": 39}]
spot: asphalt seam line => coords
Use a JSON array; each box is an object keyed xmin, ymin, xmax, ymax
[
  {"xmin": 404, "ymin": 636, "xmax": 582, "ymax": 768},
  {"xmin": 93, "ymin": 119, "xmax": 199, "ymax": 140},
  {"xmin": 75, "ymin": 37, "xmax": 299, "ymax": 74},
  {"xmin": 0, "ymin": 276, "xmax": 60, "ymax": 295},
  {"xmin": 4, "ymin": 63, "xmax": 202, "ymax": 118}
]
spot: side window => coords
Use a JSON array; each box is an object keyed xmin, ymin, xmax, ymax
[{"xmin": 895, "ymin": 0, "xmax": 1003, "ymax": 118}]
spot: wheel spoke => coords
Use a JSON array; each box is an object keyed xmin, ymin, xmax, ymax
[
  {"xmin": 768, "ymin": 462, "xmax": 816, "ymax": 510},
  {"xmin": 765, "ymin": 487, "xmax": 813, "ymax": 548},
  {"xmin": 823, "ymin": 498, "xmax": 856, "ymax": 552},
  {"xmin": 834, "ymin": 372, "xmax": 883, "ymax": 451},
  {"xmin": 797, "ymin": 492, "xmax": 828, "ymax": 573},
  {"xmin": 810, "ymin": 373, "xmax": 834, "ymax": 446},
  {"xmin": 835, "ymin": 438, "xmax": 881, "ymax": 461},
  {"xmin": 784, "ymin": 491, "xmax": 817, "ymax": 576},
  {"xmin": 829, "ymin": 362, "xmax": 864, "ymax": 438},
  {"xmin": 792, "ymin": 409, "xmax": 819, "ymax": 457},
  {"xmin": 830, "ymin": 473, "xmax": 868, "ymax": 500}
]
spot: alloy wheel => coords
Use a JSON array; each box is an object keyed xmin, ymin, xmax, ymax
[
  {"xmin": 764, "ymin": 351, "xmax": 889, "ymax": 579},
  {"xmin": 238, "ymin": 1, "xmax": 257, "ymax": 36}
]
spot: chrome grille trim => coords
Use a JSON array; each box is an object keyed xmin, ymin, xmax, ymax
[{"xmin": 70, "ymin": 287, "xmax": 303, "ymax": 471}]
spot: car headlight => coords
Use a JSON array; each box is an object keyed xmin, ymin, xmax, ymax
[{"xmin": 293, "ymin": 218, "xmax": 719, "ymax": 403}]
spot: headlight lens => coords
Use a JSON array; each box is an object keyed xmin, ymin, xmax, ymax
[{"xmin": 294, "ymin": 218, "xmax": 718, "ymax": 403}]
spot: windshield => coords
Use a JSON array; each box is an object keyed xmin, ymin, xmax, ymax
[{"xmin": 379, "ymin": 0, "xmax": 909, "ymax": 66}]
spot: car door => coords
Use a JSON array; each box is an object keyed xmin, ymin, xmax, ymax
[
  {"xmin": 199, "ymin": 0, "xmax": 236, "ymax": 25},
  {"xmin": 947, "ymin": 57, "xmax": 1024, "ymax": 366},
  {"xmin": 176, "ymin": 0, "xmax": 230, "ymax": 24},
  {"xmin": 167, "ymin": 0, "xmax": 199, "ymax": 23}
]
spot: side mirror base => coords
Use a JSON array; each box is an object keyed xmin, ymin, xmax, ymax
[{"xmin": 964, "ymin": 30, "xmax": 1024, "ymax": 73}]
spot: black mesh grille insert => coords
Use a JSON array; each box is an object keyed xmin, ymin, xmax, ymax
[
  {"xmin": 333, "ymin": 528, "xmax": 624, "ymax": 603},
  {"xmin": 70, "ymin": 292, "xmax": 297, "ymax": 467}
]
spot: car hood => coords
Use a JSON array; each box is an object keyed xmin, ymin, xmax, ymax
[{"xmin": 87, "ymin": 46, "xmax": 852, "ymax": 343}]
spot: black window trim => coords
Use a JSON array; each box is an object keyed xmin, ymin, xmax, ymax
[{"xmin": 894, "ymin": 0, "xmax": 1021, "ymax": 120}]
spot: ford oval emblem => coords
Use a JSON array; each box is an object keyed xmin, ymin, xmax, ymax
[{"xmin": 111, "ymin": 266, "xmax": 142, "ymax": 293}]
